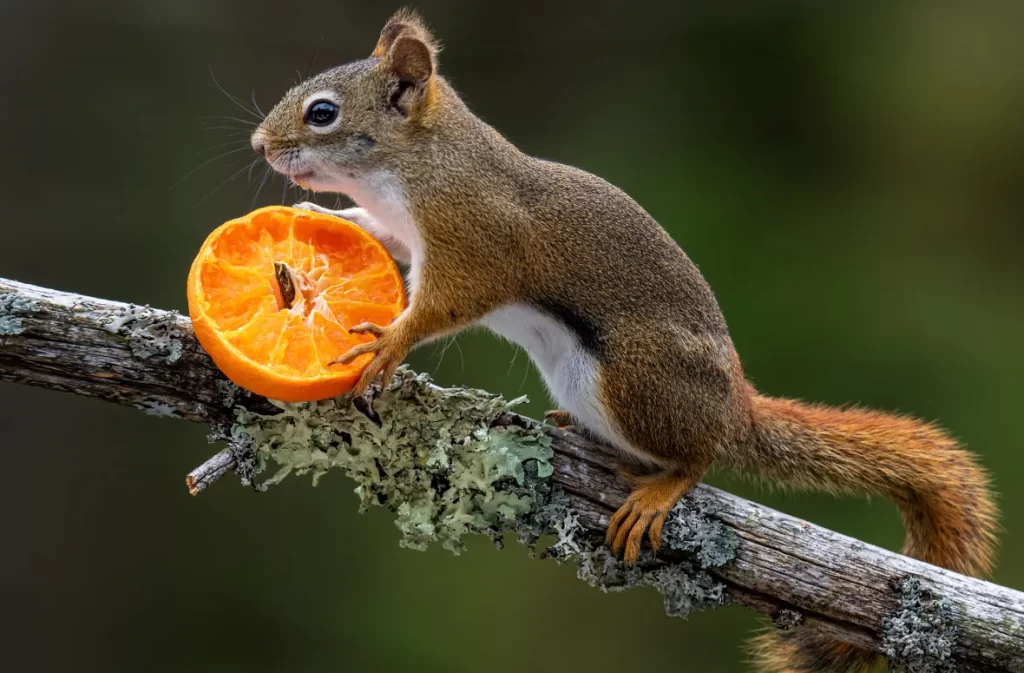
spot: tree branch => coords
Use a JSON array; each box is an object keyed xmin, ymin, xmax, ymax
[{"xmin": 1, "ymin": 277, "xmax": 1022, "ymax": 673}]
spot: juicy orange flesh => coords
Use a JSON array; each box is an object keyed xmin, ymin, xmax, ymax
[{"xmin": 195, "ymin": 209, "xmax": 403, "ymax": 378}]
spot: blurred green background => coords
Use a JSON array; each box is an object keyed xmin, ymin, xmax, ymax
[{"xmin": 1, "ymin": 1, "xmax": 1022, "ymax": 671}]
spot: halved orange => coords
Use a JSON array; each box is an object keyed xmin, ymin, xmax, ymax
[{"xmin": 187, "ymin": 205, "xmax": 406, "ymax": 402}]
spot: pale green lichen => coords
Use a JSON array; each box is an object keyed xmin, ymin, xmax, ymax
[
  {"xmin": 216, "ymin": 379, "xmax": 242, "ymax": 408},
  {"xmin": 0, "ymin": 293, "xmax": 40, "ymax": 336},
  {"xmin": 228, "ymin": 366, "xmax": 735, "ymax": 618},
  {"xmin": 135, "ymin": 399, "xmax": 180, "ymax": 417},
  {"xmin": 573, "ymin": 544, "xmax": 730, "ymax": 618},
  {"xmin": 232, "ymin": 368, "xmax": 553, "ymax": 554},
  {"xmin": 102, "ymin": 304, "xmax": 184, "ymax": 363},
  {"xmin": 881, "ymin": 578, "xmax": 958, "ymax": 673},
  {"xmin": 0, "ymin": 316, "xmax": 25, "ymax": 335},
  {"xmin": 528, "ymin": 490, "xmax": 585, "ymax": 558},
  {"xmin": 661, "ymin": 494, "xmax": 739, "ymax": 568},
  {"xmin": 571, "ymin": 496, "xmax": 736, "ymax": 619}
]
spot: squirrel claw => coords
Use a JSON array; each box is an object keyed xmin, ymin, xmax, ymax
[
  {"xmin": 543, "ymin": 411, "xmax": 600, "ymax": 441},
  {"xmin": 331, "ymin": 327, "xmax": 407, "ymax": 394},
  {"xmin": 330, "ymin": 340, "xmax": 377, "ymax": 367},
  {"xmin": 349, "ymin": 322, "xmax": 387, "ymax": 337},
  {"xmin": 329, "ymin": 323, "xmax": 392, "ymax": 365},
  {"xmin": 607, "ymin": 500, "xmax": 657, "ymax": 565},
  {"xmin": 350, "ymin": 352, "xmax": 404, "ymax": 395},
  {"xmin": 293, "ymin": 201, "xmax": 336, "ymax": 216},
  {"xmin": 605, "ymin": 468, "xmax": 698, "ymax": 565}
]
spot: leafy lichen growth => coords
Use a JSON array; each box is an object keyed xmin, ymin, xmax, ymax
[
  {"xmin": 570, "ymin": 495, "xmax": 736, "ymax": 619},
  {"xmin": 231, "ymin": 368, "xmax": 553, "ymax": 554},
  {"xmin": 526, "ymin": 489, "xmax": 585, "ymax": 558},
  {"xmin": 0, "ymin": 293, "xmax": 40, "ymax": 336},
  {"xmin": 881, "ymin": 578, "xmax": 958, "ymax": 673},
  {"xmin": 228, "ymin": 366, "xmax": 736, "ymax": 619},
  {"xmin": 573, "ymin": 543, "xmax": 731, "ymax": 619},
  {"xmin": 661, "ymin": 494, "xmax": 739, "ymax": 568},
  {"xmin": 102, "ymin": 304, "xmax": 184, "ymax": 363}
]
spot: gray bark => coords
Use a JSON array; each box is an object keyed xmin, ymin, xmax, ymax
[{"xmin": 1, "ymin": 277, "xmax": 1022, "ymax": 672}]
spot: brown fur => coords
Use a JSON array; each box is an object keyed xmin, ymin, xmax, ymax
[{"xmin": 254, "ymin": 11, "xmax": 1000, "ymax": 672}]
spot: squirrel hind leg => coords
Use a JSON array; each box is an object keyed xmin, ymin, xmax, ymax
[{"xmin": 606, "ymin": 464, "xmax": 704, "ymax": 564}]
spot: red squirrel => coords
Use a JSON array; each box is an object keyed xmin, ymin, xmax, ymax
[{"xmin": 250, "ymin": 10, "xmax": 998, "ymax": 673}]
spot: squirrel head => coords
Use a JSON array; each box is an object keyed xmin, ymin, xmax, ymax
[{"xmin": 252, "ymin": 8, "xmax": 442, "ymax": 190}]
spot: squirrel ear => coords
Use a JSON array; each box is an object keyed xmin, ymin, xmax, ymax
[
  {"xmin": 371, "ymin": 7, "xmax": 440, "ymax": 59},
  {"xmin": 384, "ymin": 35, "xmax": 434, "ymax": 86},
  {"xmin": 372, "ymin": 21, "xmax": 409, "ymax": 58},
  {"xmin": 373, "ymin": 9, "xmax": 440, "ymax": 117}
]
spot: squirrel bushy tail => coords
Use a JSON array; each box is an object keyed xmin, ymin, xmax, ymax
[{"xmin": 722, "ymin": 394, "xmax": 999, "ymax": 673}]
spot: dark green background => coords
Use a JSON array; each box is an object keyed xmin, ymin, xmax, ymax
[{"xmin": 1, "ymin": 1, "xmax": 1021, "ymax": 671}]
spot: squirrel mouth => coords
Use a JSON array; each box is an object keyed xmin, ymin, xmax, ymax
[{"xmin": 290, "ymin": 170, "xmax": 316, "ymax": 188}]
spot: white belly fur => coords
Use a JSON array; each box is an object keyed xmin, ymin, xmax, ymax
[
  {"xmin": 481, "ymin": 303, "xmax": 652, "ymax": 465},
  {"xmin": 332, "ymin": 170, "xmax": 424, "ymax": 297}
]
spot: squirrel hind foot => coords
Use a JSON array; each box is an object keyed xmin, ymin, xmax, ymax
[{"xmin": 606, "ymin": 466, "xmax": 702, "ymax": 565}]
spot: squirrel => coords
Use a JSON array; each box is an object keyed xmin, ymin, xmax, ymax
[{"xmin": 250, "ymin": 9, "xmax": 999, "ymax": 673}]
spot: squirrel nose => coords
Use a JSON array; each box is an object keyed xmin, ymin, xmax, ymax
[{"xmin": 251, "ymin": 128, "xmax": 267, "ymax": 157}]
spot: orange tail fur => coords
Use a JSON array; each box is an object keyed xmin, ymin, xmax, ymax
[{"xmin": 727, "ymin": 395, "xmax": 999, "ymax": 673}]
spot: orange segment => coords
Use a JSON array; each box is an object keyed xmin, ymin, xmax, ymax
[
  {"xmin": 198, "ymin": 260, "xmax": 276, "ymax": 331},
  {"xmin": 322, "ymin": 298, "xmax": 403, "ymax": 331},
  {"xmin": 308, "ymin": 311, "xmax": 366, "ymax": 369},
  {"xmin": 187, "ymin": 205, "xmax": 407, "ymax": 402}
]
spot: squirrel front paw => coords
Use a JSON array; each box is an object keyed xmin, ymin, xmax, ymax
[
  {"xmin": 294, "ymin": 202, "xmax": 373, "ymax": 228},
  {"xmin": 544, "ymin": 409, "xmax": 577, "ymax": 429},
  {"xmin": 293, "ymin": 201, "xmax": 339, "ymax": 216},
  {"xmin": 330, "ymin": 322, "xmax": 408, "ymax": 394},
  {"xmin": 544, "ymin": 410, "xmax": 603, "ymax": 441}
]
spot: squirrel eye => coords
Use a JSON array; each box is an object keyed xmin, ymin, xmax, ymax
[{"xmin": 304, "ymin": 100, "xmax": 339, "ymax": 127}]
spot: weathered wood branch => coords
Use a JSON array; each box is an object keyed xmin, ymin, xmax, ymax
[{"xmin": 1, "ymin": 277, "xmax": 1022, "ymax": 672}]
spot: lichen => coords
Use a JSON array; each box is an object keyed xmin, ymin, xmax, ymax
[
  {"xmin": 216, "ymin": 379, "xmax": 242, "ymax": 408},
  {"xmin": 135, "ymin": 399, "xmax": 180, "ymax": 417},
  {"xmin": 0, "ymin": 293, "xmax": 40, "ymax": 336},
  {"xmin": 231, "ymin": 368, "xmax": 553, "ymax": 554},
  {"xmin": 0, "ymin": 316, "xmax": 25, "ymax": 335},
  {"xmin": 102, "ymin": 304, "xmax": 184, "ymax": 363},
  {"xmin": 228, "ymin": 366, "xmax": 736, "ymax": 619},
  {"xmin": 527, "ymin": 490, "xmax": 585, "ymax": 558},
  {"xmin": 772, "ymin": 608, "xmax": 804, "ymax": 630},
  {"xmin": 881, "ymin": 578, "xmax": 958, "ymax": 673},
  {"xmin": 570, "ymin": 495, "xmax": 736, "ymax": 619},
  {"xmin": 661, "ymin": 494, "xmax": 739, "ymax": 568}
]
